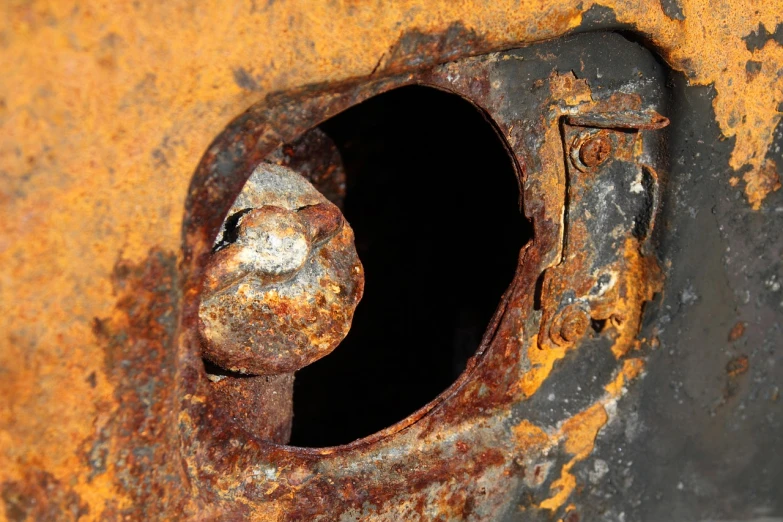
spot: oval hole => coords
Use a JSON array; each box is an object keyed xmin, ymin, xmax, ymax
[{"xmin": 283, "ymin": 85, "xmax": 531, "ymax": 447}]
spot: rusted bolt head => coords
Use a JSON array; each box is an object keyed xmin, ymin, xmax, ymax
[
  {"xmin": 578, "ymin": 134, "xmax": 612, "ymax": 168},
  {"xmin": 551, "ymin": 304, "xmax": 591, "ymax": 345},
  {"xmin": 199, "ymin": 164, "xmax": 364, "ymax": 375},
  {"xmin": 560, "ymin": 308, "xmax": 590, "ymax": 342}
]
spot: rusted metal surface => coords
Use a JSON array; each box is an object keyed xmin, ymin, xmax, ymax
[
  {"xmin": 206, "ymin": 373, "xmax": 295, "ymax": 445},
  {"xmin": 199, "ymin": 163, "xmax": 363, "ymax": 376},
  {"xmin": 537, "ymin": 105, "xmax": 667, "ymax": 360},
  {"xmin": 2, "ymin": 2, "xmax": 783, "ymax": 522},
  {"xmin": 171, "ymin": 35, "xmax": 671, "ymax": 520},
  {"xmin": 198, "ymin": 163, "xmax": 362, "ymax": 444}
]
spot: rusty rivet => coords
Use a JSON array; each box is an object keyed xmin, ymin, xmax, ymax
[
  {"xmin": 578, "ymin": 134, "xmax": 612, "ymax": 167},
  {"xmin": 558, "ymin": 306, "xmax": 591, "ymax": 343}
]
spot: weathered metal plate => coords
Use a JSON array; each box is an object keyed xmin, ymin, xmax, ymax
[{"xmin": 2, "ymin": 2, "xmax": 782, "ymax": 521}]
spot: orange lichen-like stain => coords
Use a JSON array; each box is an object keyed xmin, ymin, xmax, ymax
[
  {"xmin": 532, "ymin": 358, "xmax": 646, "ymax": 513},
  {"xmin": 604, "ymin": 358, "xmax": 645, "ymax": 397},
  {"xmin": 539, "ymin": 403, "xmax": 609, "ymax": 512},
  {"xmin": 744, "ymin": 159, "xmax": 781, "ymax": 210},
  {"xmin": 517, "ymin": 335, "xmax": 581, "ymax": 398},
  {"xmin": 1, "ymin": 0, "xmax": 781, "ymax": 517}
]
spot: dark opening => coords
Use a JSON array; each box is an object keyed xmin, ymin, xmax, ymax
[{"xmin": 289, "ymin": 85, "xmax": 531, "ymax": 447}]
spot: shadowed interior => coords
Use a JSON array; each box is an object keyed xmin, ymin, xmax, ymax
[{"xmin": 289, "ymin": 85, "xmax": 531, "ymax": 447}]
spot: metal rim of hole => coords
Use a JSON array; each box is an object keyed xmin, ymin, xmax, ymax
[{"xmin": 190, "ymin": 84, "xmax": 528, "ymax": 450}]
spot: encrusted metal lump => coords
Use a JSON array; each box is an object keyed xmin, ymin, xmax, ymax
[{"xmin": 198, "ymin": 163, "xmax": 364, "ymax": 375}]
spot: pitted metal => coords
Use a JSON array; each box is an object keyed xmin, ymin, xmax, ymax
[{"xmin": 198, "ymin": 163, "xmax": 364, "ymax": 375}]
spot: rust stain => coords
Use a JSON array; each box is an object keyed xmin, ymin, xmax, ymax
[
  {"xmin": 514, "ymin": 358, "xmax": 647, "ymax": 513},
  {"xmin": 550, "ymin": 72, "xmax": 594, "ymax": 106},
  {"xmin": 728, "ymin": 321, "xmax": 746, "ymax": 341},
  {"xmin": 604, "ymin": 358, "xmax": 645, "ymax": 397},
  {"xmin": 517, "ymin": 335, "xmax": 579, "ymax": 398},
  {"xmin": 726, "ymin": 354, "xmax": 749, "ymax": 377},
  {"xmin": 560, "ymin": 505, "xmax": 580, "ymax": 522},
  {"xmin": 537, "ymin": 357, "xmax": 647, "ymax": 512},
  {"xmin": 743, "ymin": 158, "xmax": 781, "ymax": 210},
  {"xmin": 2, "ymin": 469, "xmax": 89, "ymax": 522},
  {"xmin": 604, "ymin": 1, "xmax": 783, "ymax": 208},
  {"xmin": 512, "ymin": 419, "xmax": 552, "ymax": 452},
  {"xmin": 539, "ymin": 403, "xmax": 609, "ymax": 511},
  {"xmin": 609, "ymin": 238, "xmax": 664, "ymax": 359},
  {"xmin": 0, "ymin": 0, "xmax": 781, "ymax": 518}
]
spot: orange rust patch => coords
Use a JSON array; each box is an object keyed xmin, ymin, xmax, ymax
[
  {"xmin": 604, "ymin": 358, "xmax": 645, "ymax": 397},
  {"xmin": 610, "ymin": 238, "xmax": 664, "ymax": 359},
  {"xmin": 560, "ymin": 403, "xmax": 608, "ymax": 457},
  {"xmin": 605, "ymin": 1, "xmax": 783, "ymax": 210},
  {"xmin": 517, "ymin": 335, "xmax": 578, "ymax": 398},
  {"xmin": 728, "ymin": 321, "xmax": 746, "ymax": 342},
  {"xmin": 512, "ymin": 419, "xmax": 553, "ymax": 453},
  {"xmin": 744, "ymin": 159, "xmax": 781, "ymax": 210},
  {"xmin": 540, "ymin": 403, "xmax": 608, "ymax": 511},
  {"xmin": 726, "ymin": 354, "xmax": 749, "ymax": 377},
  {"xmin": 550, "ymin": 71, "xmax": 593, "ymax": 106},
  {"xmin": 514, "ymin": 356, "xmax": 648, "ymax": 513}
]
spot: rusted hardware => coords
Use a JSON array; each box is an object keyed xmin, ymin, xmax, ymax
[
  {"xmin": 199, "ymin": 163, "xmax": 364, "ymax": 376},
  {"xmin": 577, "ymin": 133, "xmax": 612, "ymax": 168},
  {"xmin": 538, "ymin": 109, "xmax": 668, "ymax": 353},
  {"xmin": 206, "ymin": 373, "xmax": 295, "ymax": 444},
  {"xmin": 567, "ymin": 110, "xmax": 670, "ymax": 130},
  {"xmin": 550, "ymin": 303, "xmax": 591, "ymax": 345}
]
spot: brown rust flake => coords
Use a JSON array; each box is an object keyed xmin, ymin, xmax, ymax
[
  {"xmin": 728, "ymin": 321, "xmax": 746, "ymax": 342},
  {"xmin": 727, "ymin": 354, "xmax": 749, "ymax": 377}
]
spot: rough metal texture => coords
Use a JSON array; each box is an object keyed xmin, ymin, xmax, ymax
[
  {"xmin": 2, "ymin": 2, "xmax": 783, "ymax": 522},
  {"xmin": 174, "ymin": 34, "xmax": 675, "ymax": 520},
  {"xmin": 199, "ymin": 163, "xmax": 364, "ymax": 375},
  {"xmin": 538, "ymin": 108, "xmax": 668, "ymax": 357},
  {"xmin": 206, "ymin": 373, "xmax": 295, "ymax": 445}
]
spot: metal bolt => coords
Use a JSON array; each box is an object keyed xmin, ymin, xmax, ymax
[
  {"xmin": 199, "ymin": 163, "xmax": 364, "ymax": 375},
  {"xmin": 550, "ymin": 304, "xmax": 591, "ymax": 345},
  {"xmin": 578, "ymin": 134, "xmax": 612, "ymax": 168},
  {"xmin": 559, "ymin": 307, "xmax": 590, "ymax": 342}
]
